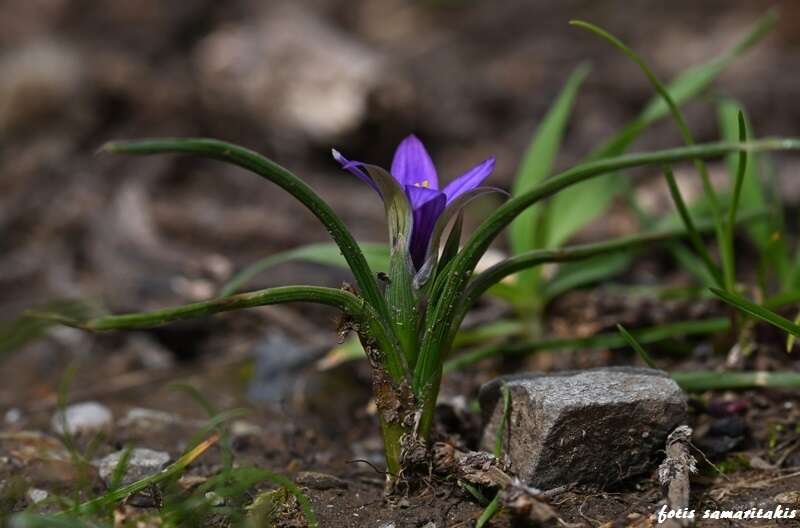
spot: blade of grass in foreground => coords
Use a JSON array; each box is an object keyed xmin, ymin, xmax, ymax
[
  {"xmin": 71, "ymin": 431, "xmax": 220, "ymax": 514},
  {"xmin": 710, "ymin": 287, "xmax": 800, "ymax": 339}
]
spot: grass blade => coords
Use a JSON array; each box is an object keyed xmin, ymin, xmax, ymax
[
  {"xmin": 0, "ymin": 300, "xmax": 103, "ymax": 361},
  {"xmin": 788, "ymin": 311, "xmax": 800, "ymax": 352},
  {"xmin": 476, "ymin": 383, "xmax": 511, "ymax": 528},
  {"xmin": 617, "ymin": 324, "xmax": 658, "ymax": 368},
  {"xmin": 540, "ymin": 252, "xmax": 631, "ymax": 302},
  {"xmin": 662, "ymin": 164, "xmax": 723, "ymax": 286},
  {"xmin": 509, "ymin": 63, "xmax": 590, "ymax": 286},
  {"xmin": 70, "ymin": 432, "xmax": 220, "ymax": 514},
  {"xmin": 26, "ymin": 286, "xmax": 367, "ymax": 331},
  {"xmin": 674, "ymin": 371, "xmax": 800, "ymax": 391},
  {"xmin": 467, "ymin": 217, "xmax": 738, "ymax": 307},
  {"xmin": 476, "ymin": 496, "xmax": 501, "ymax": 528},
  {"xmin": 572, "ymin": 20, "xmax": 728, "ymax": 287},
  {"xmin": 710, "ymin": 287, "xmax": 800, "ymax": 338},
  {"xmin": 444, "ymin": 318, "xmax": 729, "ymax": 372},
  {"xmin": 220, "ymin": 243, "xmax": 390, "ymax": 297},
  {"xmin": 546, "ymin": 9, "xmax": 776, "ymax": 249},
  {"xmin": 102, "ymin": 139, "xmax": 391, "ymax": 333},
  {"xmin": 494, "ymin": 383, "xmax": 511, "ymax": 458},
  {"xmin": 719, "ymin": 99, "xmax": 767, "ymax": 247},
  {"xmin": 722, "ymin": 111, "xmax": 748, "ymax": 290}
]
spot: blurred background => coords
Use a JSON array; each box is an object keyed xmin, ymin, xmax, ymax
[{"xmin": 2, "ymin": 0, "xmax": 800, "ymax": 410}]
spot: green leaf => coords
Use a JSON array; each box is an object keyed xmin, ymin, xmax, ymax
[
  {"xmin": 444, "ymin": 317, "xmax": 729, "ymax": 372},
  {"xmin": 721, "ymin": 110, "xmax": 748, "ymax": 291},
  {"xmin": 476, "ymin": 382, "xmax": 512, "ymax": 528},
  {"xmin": 572, "ymin": 20, "xmax": 727, "ymax": 287},
  {"xmin": 102, "ymin": 139, "xmax": 392, "ymax": 339},
  {"xmin": 674, "ymin": 370, "xmax": 800, "ymax": 391},
  {"xmin": 662, "ymin": 164, "xmax": 724, "ymax": 286},
  {"xmin": 509, "ymin": 63, "xmax": 590, "ymax": 285},
  {"xmin": 541, "ymin": 252, "xmax": 631, "ymax": 302},
  {"xmin": 220, "ymin": 243, "xmax": 390, "ymax": 297},
  {"xmin": 469, "ymin": 213, "xmax": 748, "ymax": 309},
  {"xmin": 25, "ymin": 286, "xmax": 365, "ymax": 331},
  {"xmin": 0, "ymin": 300, "xmax": 102, "ymax": 361},
  {"xmin": 787, "ymin": 311, "xmax": 800, "ymax": 352},
  {"xmin": 544, "ymin": 10, "xmax": 776, "ymax": 249},
  {"xmin": 435, "ymin": 212, "xmax": 464, "ymax": 281},
  {"xmin": 416, "ymin": 187, "xmax": 505, "ymax": 288},
  {"xmin": 718, "ymin": 99, "xmax": 768, "ymax": 247},
  {"xmin": 617, "ymin": 324, "xmax": 658, "ymax": 368},
  {"xmin": 452, "ymin": 319, "xmax": 524, "ymax": 349},
  {"xmin": 494, "ymin": 383, "xmax": 511, "ymax": 458},
  {"xmin": 710, "ymin": 287, "xmax": 800, "ymax": 339},
  {"xmin": 363, "ymin": 164, "xmax": 418, "ymax": 366},
  {"xmin": 476, "ymin": 495, "xmax": 501, "ymax": 528}
]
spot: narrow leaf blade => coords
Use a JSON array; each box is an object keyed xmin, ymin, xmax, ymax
[{"xmin": 710, "ymin": 287, "xmax": 800, "ymax": 339}]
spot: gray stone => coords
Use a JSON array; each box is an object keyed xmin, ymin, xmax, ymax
[
  {"xmin": 295, "ymin": 471, "xmax": 348, "ymax": 490},
  {"xmin": 5, "ymin": 408, "xmax": 21, "ymax": 425},
  {"xmin": 95, "ymin": 448, "xmax": 171, "ymax": 486},
  {"xmin": 51, "ymin": 402, "xmax": 112, "ymax": 436},
  {"xmin": 247, "ymin": 332, "xmax": 318, "ymax": 404},
  {"xmin": 205, "ymin": 491, "xmax": 225, "ymax": 507},
  {"xmin": 480, "ymin": 367, "xmax": 687, "ymax": 490},
  {"xmin": 117, "ymin": 407, "xmax": 198, "ymax": 431},
  {"xmin": 26, "ymin": 488, "xmax": 48, "ymax": 504},
  {"xmin": 194, "ymin": 5, "xmax": 384, "ymax": 140}
]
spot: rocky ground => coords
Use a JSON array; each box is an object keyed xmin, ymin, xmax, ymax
[{"xmin": 3, "ymin": 0, "xmax": 800, "ymax": 526}]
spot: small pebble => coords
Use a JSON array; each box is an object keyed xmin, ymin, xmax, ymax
[
  {"xmin": 709, "ymin": 416, "xmax": 748, "ymax": 438},
  {"xmin": 119, "ymin": 407, "xmax": 178, "ymax": 427},
  {"xmin": 775, "ymin": 491, "xmax": 800, "ymax": 505},
  {"xmin": 51, "ymin": 402, "xmax": 112, "ymax": 436},
  {"xmin": 96, "ymin": 448, "xmax": 170, "ymax": 486},
  {"xmin": 5, "ymin": 408, "xmax": 21, "ymax": 425},
  {"xmin": 27, "ymin": 488, "xmax": 48, "ymax": 504},
  {"xmin": 231, "ymin": 420, "xmax": 262, "ymax": 437},
  {"xmin": 205, "ymin": 491, "xmax": 225, "ymax": 506},
  {"xmin": 295, "ymin": 471, "xmax": 348, "ymax": 490}
]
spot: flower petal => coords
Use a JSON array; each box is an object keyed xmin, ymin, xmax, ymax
[
  {"xmin": 405, "ymin": 184, "xmax": 443, "ymax": 210},
  {"xmin": 414, "ymin": 185, "xmax": 508, "ymax": 287},
  {"xmin": 442, "ymin": 157, "xmax": 495, "ymax": 204},
  {"xmin": 332, "ymin": 148, "xmax": 381, "ymax": 195},
  {"xmin": 391, "ymin": 135, "xmax": 439, "ymax": 189},
  {"xmin": 409, "ymin": 192, "xmax": 446, "ymax": 270}
]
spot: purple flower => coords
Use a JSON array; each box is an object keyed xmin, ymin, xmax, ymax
[{"xmin": 333, "ymin": 135, "xmax": 495, "ymax": 271}]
